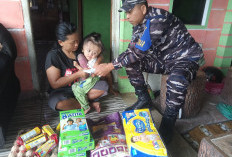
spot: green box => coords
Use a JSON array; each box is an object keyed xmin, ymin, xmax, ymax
[
  {"xmin": 59, "ymin": 136, "xmax": 90, "ymax": 147},
  {"xmin": 58, "ymin": 151, "xmax": 86, "ymax": 157},
  {"xmin": 59, "ymin": 109, "xmax": 90, "ymax": 142},
  {"xmin": 67, "ymin": 138, "xmax": 94, "ymax": 154},
  {"xmin": 58, "ymin": 137, "xmax": 94, "ymax": 157}
]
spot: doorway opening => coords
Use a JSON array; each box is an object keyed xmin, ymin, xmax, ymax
[{"xmin": 29, "ymin": 0, "xmax": 71, "ymax": 92}]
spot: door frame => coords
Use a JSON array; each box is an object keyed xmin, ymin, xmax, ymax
[
  {"xmin": 111, "ymin": 0, "xmax": 120, "ymax": 81},
  {"xmin": 21, "ymin": 0, "xmax": 40, "ymax": 91}
]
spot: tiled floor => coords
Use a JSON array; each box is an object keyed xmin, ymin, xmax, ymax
[{"xmin": 0, "ymin": 88, "xmax": 229, "ymax": 157}]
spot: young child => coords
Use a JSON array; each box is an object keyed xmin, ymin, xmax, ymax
[
  {"xmin": 77, "ymin": 32, "xmax": 118, "ymax": 95},
  {"xmin": 62, "ymin": 118, "xmax": 77, "ymax": 131},
  {"xmin": 131, "ymin": 133, "xmax": 161, "ymax": 143},
  {"xmin": 72, "ymin": 32, "xmax": 116, "ymax": 114}
]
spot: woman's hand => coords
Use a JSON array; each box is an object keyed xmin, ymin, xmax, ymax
[
  {"xmin": 78, "ymin": 70, "xmax": 89, "ymax": 78},
  {"xmin": 73, "ymin": 61, "xmax": 83, "ymax": 70},
  {"xmin": 46, "ymin": 66, "xmax": 88, "ymax": 89}
]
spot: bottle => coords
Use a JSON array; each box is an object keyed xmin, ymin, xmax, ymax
[{"xmin": 147, "ymin": 84, "xmax": 155, "ymax": 100}]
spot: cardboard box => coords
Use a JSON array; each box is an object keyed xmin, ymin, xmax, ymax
[
  {"xmin": 198, "ymin": 133, "xmax": 232, "ymax": 157},
  {"xmin": 122, "ymin": 109, "xmax": 167, "ymax": 157},
  {"xmin": 59, "ymin": 109, "xmax": 90, "ymax": 142},
  {"xmin": 58, "ymin": 136, "xmax": 94, "ymax": 157},
  {"xmin": 58, "ymin": 109, "xmax": 94, "ymax": 157}
]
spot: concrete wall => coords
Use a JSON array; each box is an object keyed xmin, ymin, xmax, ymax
[
  {"xmin": 0, "ymin": 0, "xmax": 34, "ymax": 91},
  {"xmin": 82, "ymin": 0, "xmax": 111, "ymax": 62}
]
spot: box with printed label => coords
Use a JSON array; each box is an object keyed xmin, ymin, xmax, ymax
[
  {"xmin": 122, "ymin": 109, "xmax": 167, "ymax": 157},
  {"xmin": 58, "ymin": 137, "xmax": 94, "ymax": 157},
  {"xmin": 59, "ymin": 109, "xmax": 90, "ymax": 142}
]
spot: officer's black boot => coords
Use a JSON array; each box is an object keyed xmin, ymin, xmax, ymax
[
  {"xmin": 125, "ymin": 85, "xmax": 152, "ymax": 111},
  {"xmin": 159, "ymin": 105, "xmax": 177, "ymax": 145}
]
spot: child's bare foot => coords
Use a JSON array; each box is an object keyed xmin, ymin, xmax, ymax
[
  {"xmin": 91, "ymin": 102, "xmax": 101, "ymax": 113},
  {"xmin": 84, "ymin": 107, "xmax": 91, "ymax": 114}
]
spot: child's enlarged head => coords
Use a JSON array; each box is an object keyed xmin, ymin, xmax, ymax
[
  {"xmin": 82, "ymin": 32, "xmax": 104, "ymax": 61},
  {"xmin": 76, "ymin": 118, "xmax": 81, "ymax": 123},
  {"xmin": 67, "ymin": 118, "xmax": 74, "ymax": 125},
  {"xmin": 131, "ymin": 136, "xmax": 140, "ymax": 143}
]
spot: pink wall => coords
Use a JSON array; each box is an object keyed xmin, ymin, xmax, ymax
[
  {"xmin": 0, "ymin": 0, "xmax": 33, "ymax": 91},
  {"xmin": 147, "ymin": 0, "xmax": 170, "ymax": 11},
  {"xmin": 0, "ymin": 0, "xmax": 229, "ymax": 92},
  {"xmin": 197, "ymin": 0, "xmax": 228, "ymax": 66}
]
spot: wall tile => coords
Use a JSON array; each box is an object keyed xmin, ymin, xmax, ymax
[
  {"xmin": 152, "ymin": 6, "xmax": 169, "ymax": 11},
  {"xmin": 224, "ymin": 11, "xmax": 232, "ymax": 22},
  {"xmin": 188, "ymin": 30, "xmax": 207, "ymax": 44},
  {"xmin": 10, "ymin": 30, "xmax": 29, "ymax": 57},
  {"xmin": 204, "ymin": 30, "xmax": 221, "ymax": 48},
  {"xmin": 208, "ymin": 10, "xmax": 226, "ymax": 29},
  {"xmin": 228, "ymin": 0, "xmax": 232, "ymax": 10},
  {"xmin": 147, "ymin": 0, "xmax": 170, "ymax": 11},
  {"xmin": 0, "ymin": 0, "xmax": 24, "ymax": 29},
  {"xmin": 212, "ymin": 0, "xmax": 229, "ymax": 9},
  {"xmin": 203, "ymin": 50, "xmax": 217, "ymax": 66},
  {"xmin": 15, "ymin": 59, "xmax": 33, "ymax": 91},
  {"xmin": 147, "ymin": 0, "xmax": 170, "ymax": 4}
]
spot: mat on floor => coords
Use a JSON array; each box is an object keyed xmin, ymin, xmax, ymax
[
  {"xmin": 182, "ymin": 120, "xmax": 232, "ymax": 151},
  {"xmin": 0, "ymin": 94, "xmax": 128, "ymax": 154}
]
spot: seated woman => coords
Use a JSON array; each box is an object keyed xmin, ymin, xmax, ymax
[
  {"xmin": 45, "ymin": 22, "xmax": 108, "ymax": 112},
  {"xmin": 0, "ymin": 23, "xmax": 20, "ymax": 146}
]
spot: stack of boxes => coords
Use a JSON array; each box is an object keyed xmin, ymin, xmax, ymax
[{"xmin": 58, "ymin": 109, "xmax": 94, "ymax": 157}]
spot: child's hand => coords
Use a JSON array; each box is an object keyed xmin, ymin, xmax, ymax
[
  {"xmin": 73, "ymin": 61, "xmax": 83, "ymax": 70},
  {"xmin": 93, "ymin": 55, "xmax": 103, "ymax": 68},
  {"xmin": 78, "ymin": 70, "xmax": 89, "ymax": 78}
]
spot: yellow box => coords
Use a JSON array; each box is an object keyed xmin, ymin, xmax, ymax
[{"xmin": 122, "ymin": 109, "xmax": 167, "ymax": 157}]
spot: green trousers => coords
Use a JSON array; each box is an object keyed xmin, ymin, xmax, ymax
[{"xmin": 72, "ymin": 76, "xmax": 100, "ymax": 110}]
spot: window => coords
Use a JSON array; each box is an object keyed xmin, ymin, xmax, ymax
[{"xmin": 172, "ymin": 0, "xmax": 210, "ymax": 26}]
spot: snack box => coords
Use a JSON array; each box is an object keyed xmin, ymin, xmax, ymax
[
  {"xmin": 58, "ymin": 137, "xmax": 94, "ymax": 157},
  {"xmin": 58, "ymin": 152, "xmax": 86, "ymax": 157},
  {"xmin": 122, "ymin": 109, "xmax": 167, "ymax": 157},
  {"xmin": 59, "ymin": 134, "xmax": 90, "ymax": 147},
  {"xmin": 59, "ymin": 109, "xmax": 90, "ymax": 142},
  {"xmin": 60, "ymin": 136, "xmax": 95, "ymax": 152}
]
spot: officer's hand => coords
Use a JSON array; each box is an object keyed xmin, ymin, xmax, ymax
[{"xmin": 94, "ymin": 63, "xmax": 114, "ymax": 77}]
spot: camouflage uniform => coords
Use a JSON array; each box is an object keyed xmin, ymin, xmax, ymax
[{"xmin": 113, "ymin": 7, "xmax": 204, "ymax": 115}]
